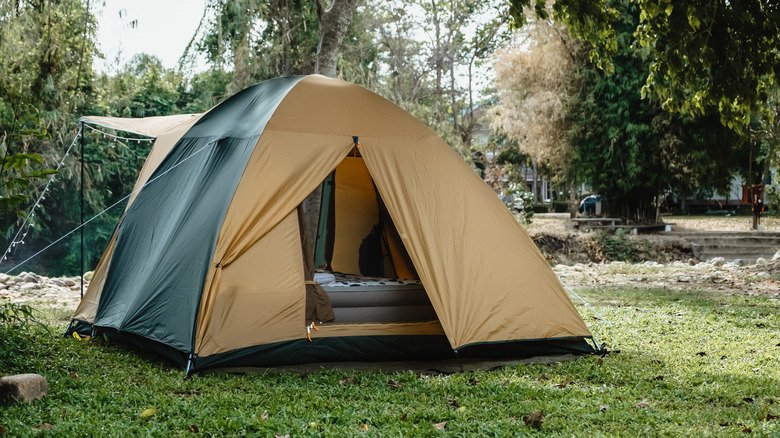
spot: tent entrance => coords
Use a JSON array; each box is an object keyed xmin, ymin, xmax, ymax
[
  {"xmin": 314, "ymin": 155, "xmax": 417, "ymax": 280},
  {"xmin": 310, "ymin": 153, "xmax": 434, "ymax": 326}
]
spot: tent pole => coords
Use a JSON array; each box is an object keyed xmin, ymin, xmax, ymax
[{"xmin": 80, "ymin": 122, "xmax": 85, "ymax": 299}]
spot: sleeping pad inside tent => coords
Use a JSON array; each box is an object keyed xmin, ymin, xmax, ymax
[{"xmin": 67, "ymin": 75, "xmax": 596, "ymax": 373}]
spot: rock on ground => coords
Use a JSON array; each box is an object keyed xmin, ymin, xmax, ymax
[{"xmin": 0, "ymin": 374, "xmax": 48, "ymax": 404}]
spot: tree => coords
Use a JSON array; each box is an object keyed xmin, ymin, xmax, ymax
[
  {"xmin": 315, "ymin": 0, "xmax": 361, "ymax": 77},
  {"xmin": 490, "ymin": 16, "xmax": 581, "ymax": 203},
  {"xmin": 567, "ymin": 0, "xmax": 743, "ymax": 223},
  {"xmin": 0, "ymin": 0, "xmax": 97, "ymax": 266},
  {"xmin": 506, "ymin": 0, "xmax": 780, "ymax": 133}
]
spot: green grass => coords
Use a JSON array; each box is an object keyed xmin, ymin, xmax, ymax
[{"xmin": 2, "ymin": 289, "xmax": 779, "ymax": 437}]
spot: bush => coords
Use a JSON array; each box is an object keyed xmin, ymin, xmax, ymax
[
  {"xmin": 552, "ymin": 201, "xmax": 570, "ymax": 213},
  {"xmin": 531, "ymin": 204, "xmax": 549, "ymax": 213},
  {"xmin": 590, "ymin": 231, "xmax": 652, "ymax": 263},
  {"xmin": 0, "ymin": 300, "xmax": 44, "ymax": 359}
]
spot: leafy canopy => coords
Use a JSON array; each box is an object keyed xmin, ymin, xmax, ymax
[{"xmin": 507, "ymin": 0, "xmax": 780, "ymax": 132}]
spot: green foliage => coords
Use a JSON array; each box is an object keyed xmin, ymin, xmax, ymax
[
  {"xmin": 568, "ymin": 1, "xmax": 744, "ymax": 223},
  {"xmin": 634, "ymin": 0, "xmax": 780, "ymax": 133},
  {"xmin": 0, "ymin": 300, "xmax": 44, "ymax": 359},
  {"xmin": 592, "ymin": 231, "xmax": 650, "ymax": 262},
  {"xmin": 508, "ymin": 0, "xmax": 779, "ymax": 133},
  {"xmin": 2, "ymin": 288, "xmax": 779, "ymax": 435}
]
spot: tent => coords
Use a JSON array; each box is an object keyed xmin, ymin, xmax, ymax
[{"xmin": 67, "ymin": 75, "xmax": 595, "ymax": 373}]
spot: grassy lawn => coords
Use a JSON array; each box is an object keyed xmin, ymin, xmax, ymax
[{"xmin": 1, "ymin": 288, "xmax": 779, "ymax": 437}]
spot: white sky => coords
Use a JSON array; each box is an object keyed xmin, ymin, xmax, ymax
[{"xmin": 94, "ymin": 0, "xmax": 207, "ymax": 73}]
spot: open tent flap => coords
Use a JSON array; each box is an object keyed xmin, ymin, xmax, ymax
[{"xmin": 79, "ymin": 114, "xmax": 201, "ymax": 138}]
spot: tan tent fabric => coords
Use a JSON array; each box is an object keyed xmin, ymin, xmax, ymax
[
  {"xmin": 312, "ymin": 321, "xmax": 445, "ymax": 338},
  {"xmin": 196, "ymin": 210, "xmax": 306, "ymax": 357},
  {"xmin": 195, "ymin": 131, "xmax": 353, "ymax": 355},
  {"xmin": 80, "ymin": 114, "xmax": 200, "ymax": 138},
  {"xmin": 331, "ymin": 156, "xmax": 381, "ymax": 274},
  {"xmin": 72, "ymin": 233, "xmax": 116, "ymax": 323},
  {"xmin": 72, "ymin": 114, "xmax": 204, "ymax": 324},
  {"xmin": 360, "ymin": 135, "xmax": 592, "ymax": 348}
]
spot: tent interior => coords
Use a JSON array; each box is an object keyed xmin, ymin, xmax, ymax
[{"xmin": 307, "ymin": 145, "xmax": 434, "ymax": 327}]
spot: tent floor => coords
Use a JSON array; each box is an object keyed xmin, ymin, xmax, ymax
[{"xmin": 201, "ymin": 353, "xmax": 584, "ymax": 375}]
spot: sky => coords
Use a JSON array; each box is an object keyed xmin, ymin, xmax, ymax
[{"xmin": 94, "ymin": 0, "xmax": 207, "ymax": 73}]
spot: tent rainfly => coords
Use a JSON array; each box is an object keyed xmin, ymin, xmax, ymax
[{"xmin": 67, "ymin": 75, "xmax": 595, "ymax": 373}]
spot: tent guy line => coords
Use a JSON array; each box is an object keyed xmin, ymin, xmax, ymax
[
  {"xmin": 83, "ymin": 124, "xmax": 155, "ymax": 144},
  {"xmin": 2, "ymin": 127, "xmax": 213, "ymax": 276},
  {"xmin": 1, "ymin": 132, "xmax": 81, "ymax": 265}
]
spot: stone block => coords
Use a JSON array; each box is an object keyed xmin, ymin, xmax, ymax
[{"xmin": 0, "ymin": 374, "xmax": 49, "ymax": 404}]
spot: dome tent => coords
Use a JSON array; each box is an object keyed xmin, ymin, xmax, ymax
[{"xmin": 67, "ymin": 75, "xmax": 595, "ymax": 373}]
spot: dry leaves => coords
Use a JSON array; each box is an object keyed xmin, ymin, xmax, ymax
[
  {"xmin": 260, "ymin": 412, "xmax": 269, "ymax": 421},
  {"xmin": 522, "ymin": 412, "xmax": 544, "ymax": 430},
  {"xmin": 634, "ymin": 401, "xmax": 650, "ymax": 409},
  {"xmin": 33, "ymin": 424, "xmax": 52, "ymax": 431},
  {"xmin": 555, "ymin": 377, "xmax": 570, "ymax": 388},
  {"xmin": 140, "ymin": 407, "xmax": 157, "ymax": 419},
  {"xmin": 433, "ymin": 421, "xmax": 447, "ymax": 430},
  {"xmin": 387, "ymin": 379, "xmax": 402, "ymax": 388},
  {"xmin": 188, "ymin": 425, "xmax": 199, "ymax": 433},
  {"xmin": 339, "ymin": 376, "xmax": 357, "ymax": 385}
]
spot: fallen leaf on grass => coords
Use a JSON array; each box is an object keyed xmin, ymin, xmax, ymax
[
  {"xmin": 260, "ymin": 412, "xmax": 269, "ymax": 421},
  {"xmin": 141, "ymin": 408, "xmax": 157, "ymax": 419},
  {"xmin": 634, "ymin": 401, "xmax": 650, "ymax": 409},
  {"xmin": 446, "ymin": 398, "xmax": 459, "ymax": 408},
  {"xmin": 538, "ymin": 374, "xmax": 550, "ymax": 381},
  {"xmin": 522, "ymin": 412, "xmax": 544, "ymax": 430},
  {"xmin": 469, "ymin": 377, "xmax": 480, "ymax": 386},
  {"xmin": 761, "ymin": 413, "xmax": 778, "ymax": 421},
  {"xmin": 189, "ymin": 425, "xmax": 199, "ymax": 433},
  {"xmin": 501, "ymin": 380, "xmax": 509, "ymax": 386},
  {"xmin": 275, "ymin": 434, "xmax": 290, "ymax": 438},
  {"xmin": 399, "ymin": 413, "xmax": 408, "ymax": 421},
  {"xmin": 742, "ymin": 427, "xmax": 752, "ymax": 433},
  {"xmin": 33, "ymin": 424, "xmax": 52, "ymax": 431},
  {"xmin": 555, "ymin": 377, "xmax": 570, "ymax": 388},
  {"xmin": 359, "ymin": 423, "xmax": 368, "ymax": 432},
  {"xmin": 650, "ymin": 359, "xmax": 662, "ymax": 364},
  {"xmin": 599, "ymin": 405, "xmax": 609, "ymax": 412},
  {"xmin": 340, "ymin": 376, "xmax": 357, "ymax": 385},
  {"xmin": 433, "ymin": 421, "xmax": 447, "ymax": 430},
  {"xmin": 457, "ymin": 406, "xmax": 467, "ymax": 413},
  {"xmin": 387, "ymin": 379, "xmax": 402, "ymax": 388},
  {"xmin": 0, "ymin": 426, "xmax": 5, "ymax": 435},
  {"xmin": 69, "ymin": 371, "xmax": 79, "ymax": 380},
  {"xmin": 596, "ymin": 358, "xmax": 603, "ymax": 366}
]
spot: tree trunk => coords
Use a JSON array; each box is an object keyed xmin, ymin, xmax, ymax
[
  {"xmin": 569, "ymin": 183, "xmax": 577, "ymax": 219},
  {"xmin": 304, "ymin": 0, "xmax": 359, "ymax": 255},
  {"xmin": 314, "ymin": 0, "xmax": 360, "ymax": 78}
]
